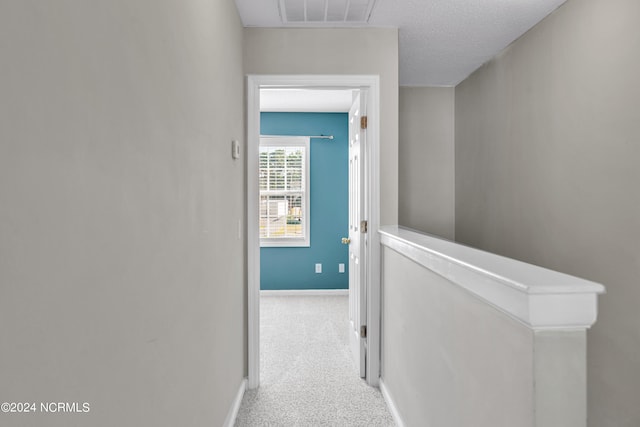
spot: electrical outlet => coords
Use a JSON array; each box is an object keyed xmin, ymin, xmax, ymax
[
  {"xmin": 339, "ymin": 263, "xmax": 345, "ymax": 273},
  {"xmin": 315, "ymin": 263, "xmax": 322, "ymax": 274}
]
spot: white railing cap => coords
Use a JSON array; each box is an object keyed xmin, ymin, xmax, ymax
[{"xmin": 379, "ymin": 225, "xmax": 605, "ymax": 330}]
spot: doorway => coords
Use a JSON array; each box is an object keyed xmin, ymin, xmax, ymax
[{"xmin": 247, "ymin": 75, "xmax": 381, "ymax": 389}]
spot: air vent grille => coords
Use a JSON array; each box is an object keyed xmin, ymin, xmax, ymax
[{"xmin": 279, "ymin": 0, "xmax": 377, "ymax": 24}]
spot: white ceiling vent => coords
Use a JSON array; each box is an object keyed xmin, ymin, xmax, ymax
[{"xmin": 278, "ymin": 0, "xmax": 377, "ymax": 24}]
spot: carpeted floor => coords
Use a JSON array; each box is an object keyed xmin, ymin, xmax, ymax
[{"xmin": 235, "ymin": 295, "xmax": 395, "ymax": 426}]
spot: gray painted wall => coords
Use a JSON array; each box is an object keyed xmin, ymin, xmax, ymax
[
  {"xmin": 381, "ymin": 246, "xmax": 588, "ymax": 426},
  {"xmin": 399, "ymin": 87, "xmax": 455, "ymax": 239},
  {"xmin": 382, "ymin": 247, "xmax": 534, "ymax": 427},
  {"xmin": 455, "ymin": 0, "xmax": 640, "ymax": 425},
  {"xmin": 0, "ymin": 1, "xmax": 245, "ymax": 425},
  {"xmin": 244, "ymin": 28, "xmax": 399, "ymax": 225}
]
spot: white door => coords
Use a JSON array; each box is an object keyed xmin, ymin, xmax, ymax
[{"xmin": 347, "ymin": 90, "xmax": 367, "ymax": 377}]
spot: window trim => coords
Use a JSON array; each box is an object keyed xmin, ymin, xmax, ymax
[{"xmin": 259, "ymin": 136, "xmax": 310, "ymax": 247}]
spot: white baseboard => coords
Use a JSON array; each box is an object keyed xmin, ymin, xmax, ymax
[
  {"xmin": 380, "ymin": 378, "xmax": 406, "ymax": 427},
  {"xmin": 222, "ymin": 378, "xmax": 246, "ymax": 427},
  {"xmin": 260, "ymin": 289, "xmax": 348, "ymax": 297}
]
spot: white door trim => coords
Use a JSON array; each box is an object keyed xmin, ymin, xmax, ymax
[
  {"xmin": 260, "ymin": 289, "xmax": 349, "ymax": 297},
  {"xmin": 246, "ymin": 74, "xmax": 381, "ymax": 389}
]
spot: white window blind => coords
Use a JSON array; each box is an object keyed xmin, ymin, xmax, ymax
[{"xmin": 259, "ymin": 137, "xmax": 310, "ymax": 247}]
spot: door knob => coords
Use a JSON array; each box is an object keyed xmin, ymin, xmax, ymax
[{"xmin": 341, "ymin": 237, "xmax": 351, "ymax": 245}]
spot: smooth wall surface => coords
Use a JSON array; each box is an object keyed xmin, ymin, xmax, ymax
[
  {"xmin": 534, "ymin": 330, "xmax": 587, "ymax": 427},
  {"xmin": 455, "ymin": 0, "xmax": 640, "ymax": 425},
  {"xmin": 0, "ymin": 1, "xmax": 245, "ymax": 426},
  {"xmin": 260, "ymin": 113, "xmax": 349, "ymax": 290},
  {"xmin": 382, "ymin": 246, "xmax": 588, "ymax": 426},
  {"xmin": 399, "ymin": 87, "xmax": 455, "ymax": 239},
  {"xmin": 244, "ymin": 28, "xmax": 399, "ymax": 226},
  {"xmin": 381, "ymin": 247, "xmax": 535, "ymax": 427}
]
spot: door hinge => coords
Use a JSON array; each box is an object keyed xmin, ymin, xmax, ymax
[
  {"xmin": 360, "ymin": 116, "xmax": 368, "ymax": 130},
  {"xmin": 360, "ymin": 220, "xmax": 368, "ymax": 233},
  {"xmin": 360, "ymin": 325, "xmax": 367, "ymax": 338}
]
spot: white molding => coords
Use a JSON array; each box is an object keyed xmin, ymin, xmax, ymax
[
  {"xmin": 247, "ymin": 77, "xmax": 261, "ymax": 389},
  {"xmin": 379, "ymin": 379, "xmax": 406, "ymax": 427},
  {"xmin": 222, "ymin": 378, "xmax": 246, "ymax": 427},
  {"xmin": 379, "ymin": 226, "xmax": 606, "ymax": 330},
  {"xmin": 247, "ymin": 74, "xmax": 381, "ymax": 389},
  {"xmin": 364, "ymin": 77, "xmax": 381, "ymax": 386},
  {"xmin": 261, "ymin": 289, "xmax": 349, "ymax": 297}
]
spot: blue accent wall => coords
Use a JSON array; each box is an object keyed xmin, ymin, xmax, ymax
[{"xmin": 260, "ymin": 112, "xmax": 349, "ymax": 290}]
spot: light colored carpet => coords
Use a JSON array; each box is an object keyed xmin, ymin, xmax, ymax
[{"xmin": 235, "ymin": 295, "xmax": 395, "ymax": 427}]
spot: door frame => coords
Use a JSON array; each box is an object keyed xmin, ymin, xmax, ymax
[{"xmin": 246, "ymin": 74, "xmax": 381, "ymax": 389}]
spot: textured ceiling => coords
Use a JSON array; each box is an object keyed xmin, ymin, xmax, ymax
[{"xmin": 235, "ymin": 0, "xmax": 567, "ymax": 86}]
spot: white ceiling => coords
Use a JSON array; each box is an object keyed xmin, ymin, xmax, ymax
[
  {"xmin": 235, "ymin": 0, "xmax": 567, "ymax": 86},
  {"xmin": 261, "ymin": 89, "xmax": 354, "ymax": 112}
]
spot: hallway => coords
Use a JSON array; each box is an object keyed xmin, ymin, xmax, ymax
[{"xmin": 235, "ymin": 295, "xmax": 394, "ymax": 426}]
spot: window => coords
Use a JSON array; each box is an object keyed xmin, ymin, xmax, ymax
[{"xmin": 259, "ymin": 137, "xmax": 310, "ymax": 247}]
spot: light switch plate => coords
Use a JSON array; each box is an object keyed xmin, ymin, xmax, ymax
[{"xmin": 232, "ymin": 140, "xmax": 240, "ymax": 159}]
